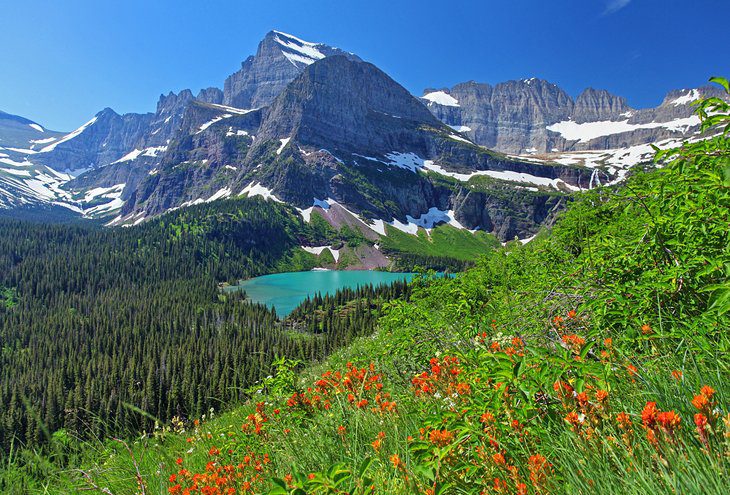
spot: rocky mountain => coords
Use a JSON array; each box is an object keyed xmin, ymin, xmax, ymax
[
  {"xmin": 0, "ymin": 30, "xmax": 720, "ymax": 246},
  {"xmin": 223, "ymin": 30, "xmax": 361, "ymax": 109},
  {"xmin": 0, "ymin": 111, "xmax": 76, "ymax": 210},
  {"xmin": 115, "ymin": 54, "xmax": 591, "ymax": 241},
  {"xmin": 422, "ymin": 81, "xmax": 723, "ymax": 154},
  {"xmin": 0, "ymin": 31, "xmax": 356, "ymax": 215}
]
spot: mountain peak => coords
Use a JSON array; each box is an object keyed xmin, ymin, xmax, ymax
[
  {"xmin": 223, "ymin": 30, "xmax": 360, "ymax": 110},
  {"xmin": 258, "ymin": 54, "xmax": 442, "ymax": 154}
]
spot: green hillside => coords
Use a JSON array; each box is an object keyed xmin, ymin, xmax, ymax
[{"xmin": 2, "ymin": 80, "xmax": 729, "ymax": 494}]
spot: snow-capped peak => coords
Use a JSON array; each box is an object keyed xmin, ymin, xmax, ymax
[
  {"xmin": 671, "ymin": 89, "xmax": 700, "ymax": 107},
  {"xmin": 272, "ymin": 30, "xmax": 327, "ymax": 67}
]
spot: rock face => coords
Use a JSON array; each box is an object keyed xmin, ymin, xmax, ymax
[
  {"xmin": 223, "ymin": 31, "xmax": 360, "ymax": 110},
  {"xmin": 33, "ymin": 108, "xmax": 154, "ymax": 173},
  {"xmin": 1, "ymin": 30, "xmax": 723, "ymax": 241},
  {"xmin": 573, "ymin": 88, "xmax": 629, "ymax": 123},
  {"xmin": 423, "ymin": 82, "xmax": 725, "ymax": 154},
  {"xmin": 26, "ymin": 31, "xmax": 360, "ymax": 196},
  {"xmin": 121, "ymin": 55, "xmax": 592, "ymax": 240}
]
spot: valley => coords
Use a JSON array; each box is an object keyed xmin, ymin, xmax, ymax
[{"xmin": 0, "ymin": 4, "xmax": 728, "ymax": 492}]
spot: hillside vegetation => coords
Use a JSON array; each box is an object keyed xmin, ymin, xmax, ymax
[{"xmin": 2, "ymin": 79, "xmax": 730, "ymax": 494}]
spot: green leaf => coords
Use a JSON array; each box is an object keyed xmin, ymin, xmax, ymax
[{"xmin": 709, "ymin": 76, "xmax": 730, "ymax": 93}]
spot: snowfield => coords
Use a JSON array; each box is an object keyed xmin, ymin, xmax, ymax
[{"xmin": 422, "ymin": 91, "xmax": 460, "ymax": 107}]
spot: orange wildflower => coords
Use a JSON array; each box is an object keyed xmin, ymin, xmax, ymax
[
  {"xmin": 657, "ymin": 411, "xmax": 681, "ymax": 432},
  {"xmin": 641, "ymin": 402, "xmax": 658, "ymax": 429},
  {"xmin": 429, "ymin": 429, "xmax": 455, "ymax": 447}
]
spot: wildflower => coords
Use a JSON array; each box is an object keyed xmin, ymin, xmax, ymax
[
  {"xmin": 493, "ymin": 477, "xmax": 507, "ymax": 492},
  {"xmin": 641, "ymin": 324, "xmax": 652, "ymax": 335},
  {"xmin": 565, "ymin": 411, "xmax": 581, "ymax": 430},
  {"xmin": 596, "ymin": 390, "xmax": 609, "ymax": 404},
  {"xmin": 646, "ymin": 428, "xmax": 658, "ymax": 446},
  {"xmin": 692, "ymin": 394, "xmax": 709, "ymax": 412},
  {"xmin": 695, "ymin": 413, "xmax": 710, "ymax": 448},
  {"xmin": 480, "ymin": 412, "xmax": 495, "ymax": 424},
  {"xmin": 671, "ymin": 370, "xmax": 683, "ymax": 380},
  {"xmin": 492, "ymin": 452, "xmax": 506, "ymax": 465},
  {"xmin": 176, "ymin": 457, "xmax": 183, "ymax": 465},
  {"xmin": 567, "ymin": 310, "xmax": 577, "ymax": 318},
  {"xmin": 656, "ymin": 411, "xmax": 681, "ymax": 432},
  {"xmin": 308, "ymin": 473, "xmax": 316, "ymax": 480},
  {"xmin": 528, "ymin": 453, "xmax": 550, "ymax": 488},
  {"xmin": 208, "ymin": 447, "xmax": 220, "ymax": 456},
  {"xmin": 428, "ymin": 429, "xmax": 455, "ymax": 447},
  {"xmin": 616, "ymin": 412, "xmax": 632, "ymax": 429},
  {"xmin": 700, "ymin": 385, "xmax": 716, "ymax": 400},
  {"xmin": 694, "ymin": 413, "xmax": 708, "ymax": 430},
  {"xmin": 641, "ymin": 402, "xmax": 658, "ymax": 429},
  {"xmin": 390, "ymin": 453, "xmax": 403, "ymax": 469},
  {"xmin": 455, "ymin": 382, "xmax": 471, "ymax": 395},
  {"xmin": 168, "ymin": 484, "xmax": 181, "ymax": 494}
]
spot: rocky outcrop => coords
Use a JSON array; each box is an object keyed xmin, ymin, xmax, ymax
[
  {"xmin": 423, "ymin": 82, "xmax": 725, "ymax": 154},
  {"xmin": 33, "ymin": 108, "xmax": 154, "ymax": 173},
  {"xmin": 121, "ymin": 56, "xmax": 587, "ymax": 240},
  {"xmin": 573, "ymin": 88, "xmax": 629, "ymax": 123},
  {"xmin": 223, "ymin": 30, "xmax": 360, "ymax": 110}
]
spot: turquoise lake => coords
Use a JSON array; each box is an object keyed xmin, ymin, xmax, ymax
[{"xmin": 225, "ymin": 270, "xmax": 419, "ymax": 318}]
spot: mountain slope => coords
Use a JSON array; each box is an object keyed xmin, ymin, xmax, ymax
[
  {"xmin": 119, "ymin": 55, "xmax": 588, "ymax": 241},
  {"xmin": 422, "ymin": 80, "xmax": 724, "ymax": 154}
]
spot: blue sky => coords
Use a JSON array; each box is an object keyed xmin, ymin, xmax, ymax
[{"xmin": 1, "ymin": 0, "xmax": 727, "ymax": 131}]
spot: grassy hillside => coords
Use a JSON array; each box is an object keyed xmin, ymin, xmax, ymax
[
  {"xmin": 380, "ymin": 224, "xmax": 501, "ymax": 261},
  {"xmin": 3, "ymin": 81, "xmax": 730, "ymax": 494}
]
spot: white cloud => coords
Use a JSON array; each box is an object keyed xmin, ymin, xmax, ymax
[{"xmin": 604, "ymin": 0, "xmax": 631, "ymax": 15}]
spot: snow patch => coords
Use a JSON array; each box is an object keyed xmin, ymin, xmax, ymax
[
  {"xmin": 273, "ymin": 31, "xmax": 326, "ymax": 67},
  {"xmin": 384, "ymin": 152, "xmax": 424, "ymax": 172},
  {"xmin": 112, "ymin": 146, "xmax": 167, "ymax": 164},
  {"xmin": 301, "ymin": 245, "xmax": 340, "ymax": 262},
  {"xmin": 28, "ymin": 123, "xmax": 44, "ymax": 132},
  {"xmin": 277, "ymin": 137, "xmax": 291, "ymax": 155},
  {"xmin": 29, "ymin": 137, "xmax": 57, "ymax": 145},
  {"xmin": 449, "ymin": 125, "xmax": 472, "ymax": 132},
  {"xmin": 422, "ymin": 91, "xmax": 460, "ymax": 107},
  {"xmin": 84, "ymin": 183, "xmax": 125, "ymax": 202},
  {"xmin": 448, "ymin": 133, "xmax": 473, "ymax": 144},
  {"xmin": 671, "ymin": 89, "xmax": 700, "ymax": 106},
  {"xmin": 39, "ymin": 117, "xmax": 97, "ymax": 152},
  {"xmin": 206, "ymin": 187, "xmax": 232, "ymax": 202},
  {"xmin": 240, "ymin": 181, "xmax": 282, "ymax": 203},
  {"xmin": 546, "ymin": 115, "xmax": 701, "ymax": 143}
]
